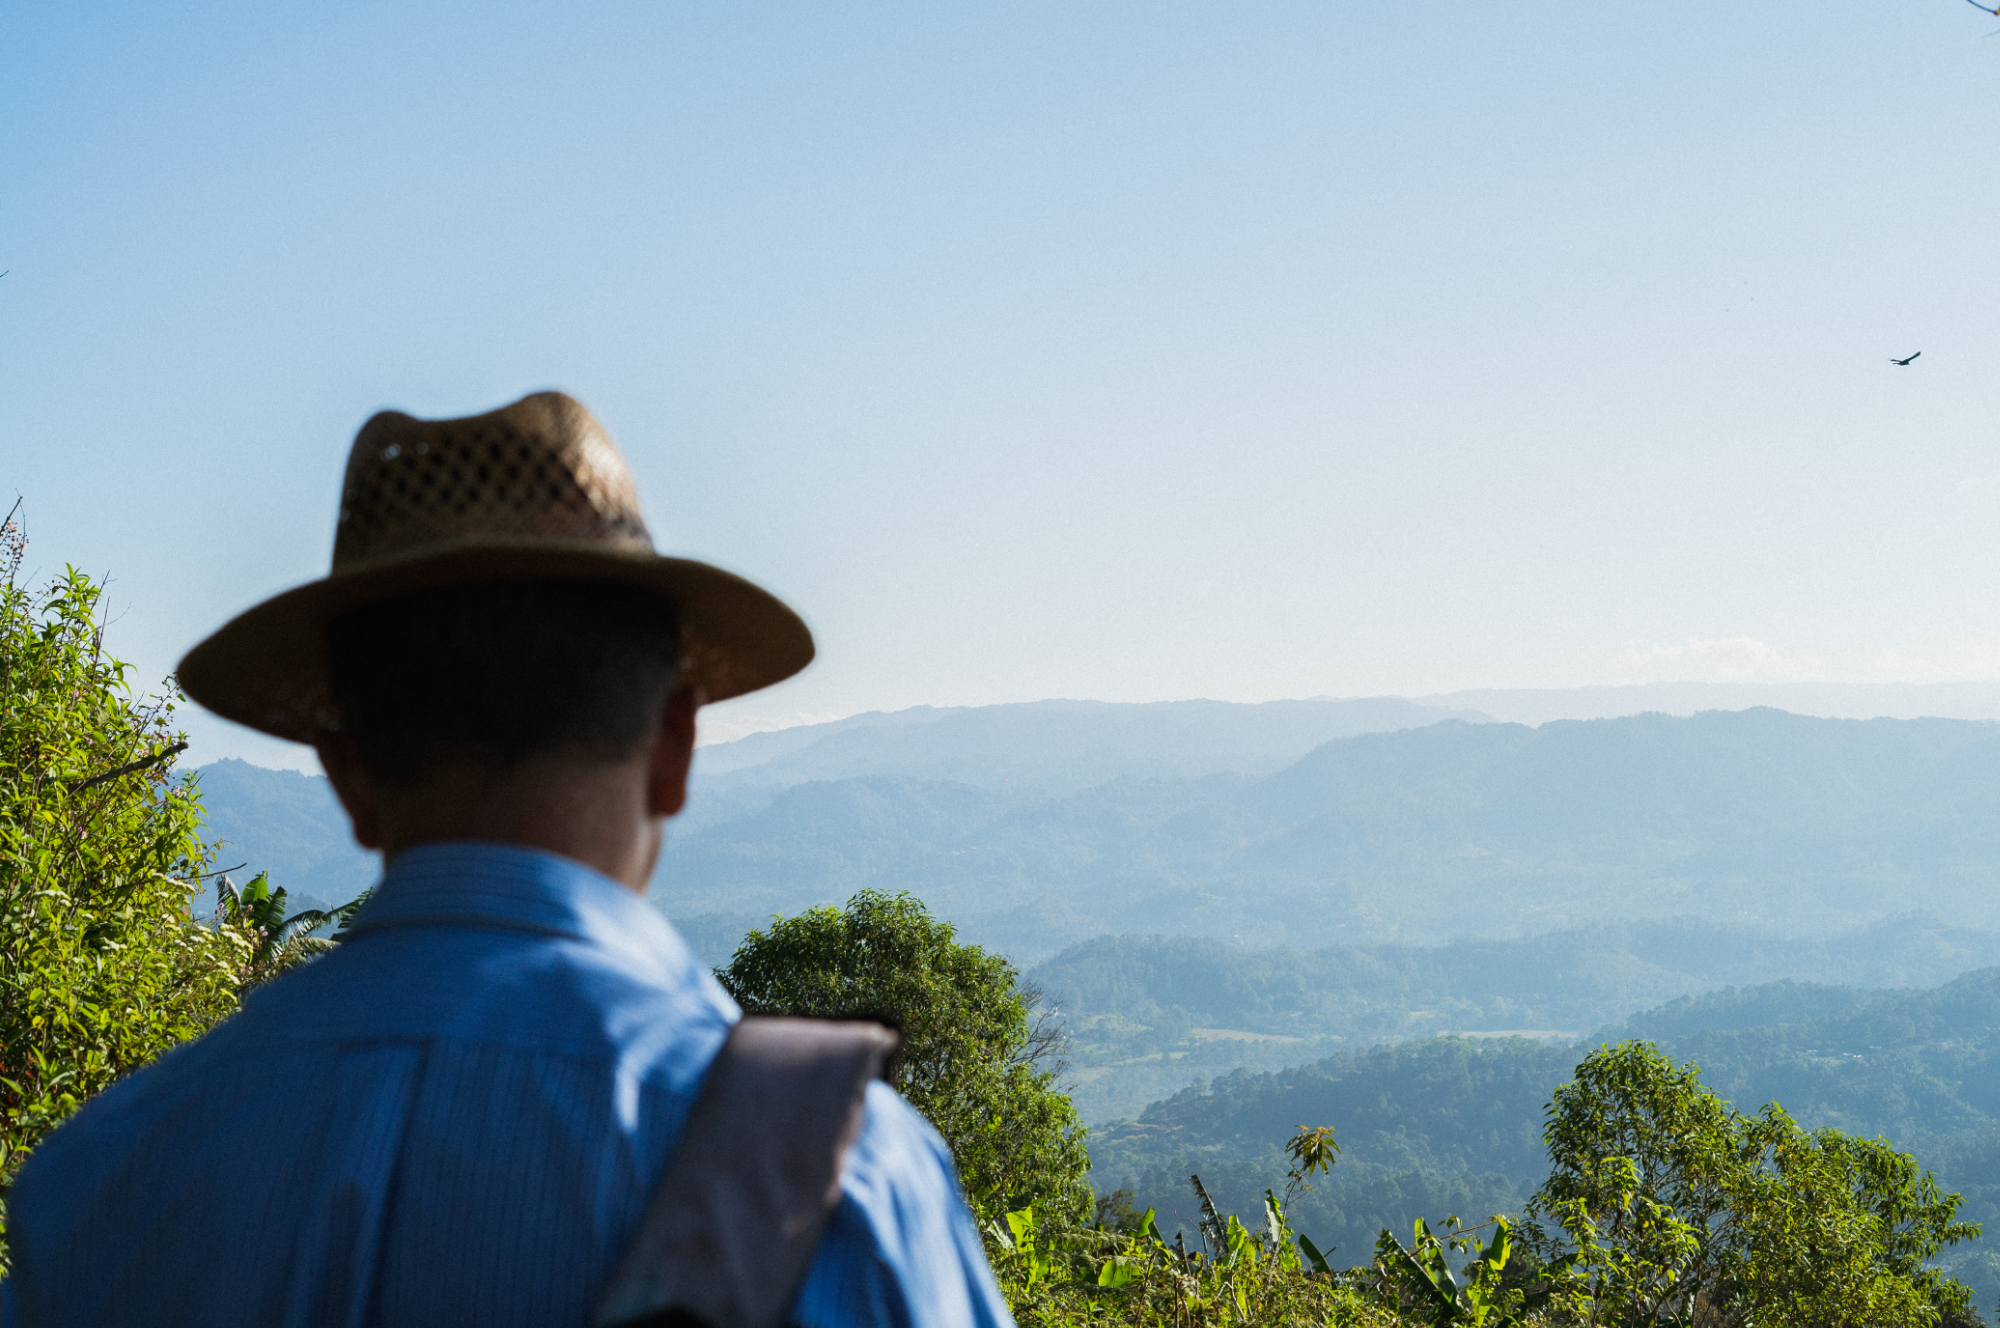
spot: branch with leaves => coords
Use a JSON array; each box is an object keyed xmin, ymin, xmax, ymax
[{"xmin": 67, "ymin": 741, "xmax": 189, "ymax": 794}]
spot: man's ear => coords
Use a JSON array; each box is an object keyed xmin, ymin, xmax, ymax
[
  {"xmin": 314, "ymin": 733, "xmax": 386, "ymax": 850},
  {"xmin": 646, "ymin": 685, "xmax": 700, "ymax": 819}
]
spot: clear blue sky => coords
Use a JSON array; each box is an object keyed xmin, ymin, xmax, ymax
[{"xmin": 4, "ymin": 2, "xmax": 1997, "ymax": 767}]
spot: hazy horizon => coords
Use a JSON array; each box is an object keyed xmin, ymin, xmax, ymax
[{"xmin": 192, "ymin": 680, "xmax": 2000, "ymax": 772}]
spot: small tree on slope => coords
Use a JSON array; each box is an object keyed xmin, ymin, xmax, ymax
[{"xmin": 718, "ymin": 888, "xmax": 1091, "ymax": 1225}]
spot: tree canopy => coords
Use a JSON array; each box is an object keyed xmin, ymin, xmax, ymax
[
  {"xmin": 1528, "ymin": 1040, "xmax": 1978, "ymax": 1326},
  {"xmin": 717, "ymin": 888, "xmax": 1091, "ymax": 1223}
]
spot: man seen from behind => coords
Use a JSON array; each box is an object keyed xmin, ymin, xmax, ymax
[{"xmin": 1, "ymin": 392, "xmax": 1013, "ymax": 1328}]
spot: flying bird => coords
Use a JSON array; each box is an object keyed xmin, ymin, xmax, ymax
[{"xmin": 1890, "ymin": 352, "xmax": 1921, "ymax": 366}]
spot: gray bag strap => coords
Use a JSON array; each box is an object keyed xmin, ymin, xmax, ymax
[{"xmin": 592, "ymin": 1016, "xmax": 901, "ymax": 1328}]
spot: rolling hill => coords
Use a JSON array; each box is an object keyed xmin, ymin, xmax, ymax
[{"xmin": 1029, "ymin": 914, "xmax": 2000, "ymax": 1121}]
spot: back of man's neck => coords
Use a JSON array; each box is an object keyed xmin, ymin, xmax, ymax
[{"xmin": 378, "ymin": 757, "xmax": 663, "ymax": 891}]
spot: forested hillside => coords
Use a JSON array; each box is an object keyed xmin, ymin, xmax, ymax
[
  {"xmin": 1031, "ymin": 914, "xmax": 2000, "ymax": 1121},
  {"xmin": 1094, "ymin": 969, "xmax": 2000, "ymax": 1310}
]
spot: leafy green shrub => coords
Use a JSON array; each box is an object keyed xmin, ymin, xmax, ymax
[
  {"xmin": 210, "ymin": 871, "xmax": 367, "ymax": 989},
  {"xmin": 991, "ymin": 1188, "xmax": 1402, "ymax": 1328},
  {"xmin": 989, "ymin": 1127, "xmax": 1513, "ymax": 1327},
  {"xmin": 0, "ymin": 538, "xmax": 243, "ymax": 1271}
]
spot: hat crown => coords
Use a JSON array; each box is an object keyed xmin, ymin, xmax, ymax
[
  {"xmin": 332, "ymin": 391, "xmax": 652, "ymax": 570},
  {"xmin": 179, "ymin": 388, "xmax": 813, "ymax": 742}
]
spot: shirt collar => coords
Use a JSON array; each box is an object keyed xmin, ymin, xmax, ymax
[{"xmin": 345, "ymin": 840, "xmax": 706, "ymax": 986}]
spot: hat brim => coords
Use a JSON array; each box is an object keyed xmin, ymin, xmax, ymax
[{"xmin": 176, "ymin": 540, "xmax": 814, "ymax": 743}]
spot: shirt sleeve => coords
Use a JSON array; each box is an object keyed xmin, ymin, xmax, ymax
[{"xmin": 788, "ymin": 1083, "xmax": 1014, "ymax": 1328}]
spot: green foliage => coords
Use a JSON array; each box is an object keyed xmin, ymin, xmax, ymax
[
  {"xmin": 1093, "ymin": 963, "xmax": 2000, "ymax": 1310},
  {"xmin": 0, "ymin": 530, "xmax": 365, "ymax": 1274},
  {"xmin": 990, "ymin": 1128, "xmax": 1530, "ymax": 1328},
  {"xmin": 1078, "ymin": 1048, "xmax": 1985, "ymax": 1327},
  {"xmin": 1368, "ymin": 1217, "xmax": 1525, "ymax": 1327},
  {"xmin": 211, "ymin": 871, "xmax": 365, "ymax": 988},
  {"xmin": 0, "ymin": 543, "xmax": 244, "ymax": 1272},
  {"xmin": 1287, "ymin": 1123, "xmax": 1341, "ymax": 1185},
  {"xmin": 1095, "ymin": 1187, "xmax": 1149, "ymax": 1234},
  {"xmin": 990, "ymin": 1181, "xmax": 1401, "ymax": 1328},
  {"xmin": 717, "ymin": 888, "xmax": 1091, "ymax": 1222},
  {"xmin": 1528, "ymin": 1041, "xmax": 1978, "ymax": 1326}
]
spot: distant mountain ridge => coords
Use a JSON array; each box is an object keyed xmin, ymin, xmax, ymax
[
  {"xmin": 194, "ymin": 704, "xmax": 2000, "ymax": 960},
  {"xmin": 690, "ymin": 696, "xmax": 1487, "ymax": 796},
  {"xmin": 192, "ymin": 694, "xmax": 1478, "ymax": 917},
  {"xmin": 657, "ymin": 707, "xmax": 2000, "ymax": 958},
  {"xmin": 1416, "ymin": 679, "xmax": 2000, "ymax": 726}
]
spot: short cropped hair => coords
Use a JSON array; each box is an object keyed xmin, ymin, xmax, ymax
[{"xmin": 325, "ymin": 579, "xmax": 683, "ymax": 789}]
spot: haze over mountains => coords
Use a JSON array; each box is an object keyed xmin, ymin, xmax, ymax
[
  {"xmin": 196, "ymin": 689, "xmax": 2000, "ymax": 964},
  {"xmin": 688, "ymin": 696, "xmax": 1485, "ymax": 799},
  {"xmin": 197, "ymin": 695, "xmax": 1483, "ymax": 915},
  {"xmin": 657, "ymin": 704, "xmax": 2000, "ymax": 961},
  {"xmin": 1410, "ymin": 680, "xmax": 2000, "ymax": 726}
]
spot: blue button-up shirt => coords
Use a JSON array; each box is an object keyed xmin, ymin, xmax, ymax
[{"xmin": 2, "ymin": 842, "xmax": 1013, "ymax": 1328}]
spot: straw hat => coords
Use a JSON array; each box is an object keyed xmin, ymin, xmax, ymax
[{"xmin": 178, "ymin": 391, "xmax": 813, "ymax": 742}]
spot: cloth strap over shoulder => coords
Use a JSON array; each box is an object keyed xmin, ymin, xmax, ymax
[{"xmin": 593, "ymin": 1016, "xmax": 901, "ymax": 1328}]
